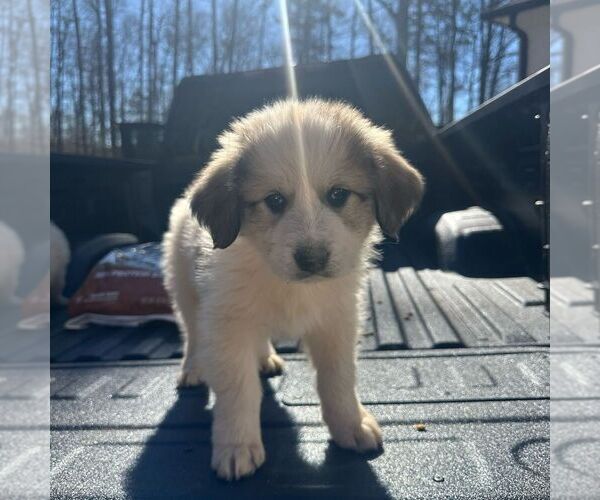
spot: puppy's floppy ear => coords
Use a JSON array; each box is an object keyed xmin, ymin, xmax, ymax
[
  {"xmin": 188, "ymin": 154, "xmax": 242, "ymax": 249},
  {"xmin": 367, "ymin": 137, "xmax": 425, "ymax": 240}
]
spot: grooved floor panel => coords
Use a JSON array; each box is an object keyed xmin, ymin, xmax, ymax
[
  {"xmin": 47, "ymin": 351, "xmax": 552, "ymax": 499},
  {"xmin": 48, "ymin": 269, "xmax": 552, "ymax": 364}
]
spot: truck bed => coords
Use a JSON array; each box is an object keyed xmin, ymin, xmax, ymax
[{"xmin": 42, "ymin": 266, "xmax": 559, "ymax": 499}]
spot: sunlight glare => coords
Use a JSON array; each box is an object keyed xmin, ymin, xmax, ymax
[
  {"xmin": 278, "ymin": 0, "xmax": 299, "ymax": 100},
  {"xmin": 278, "ymin": 0, "xmax": 310, "ymax": 200}
]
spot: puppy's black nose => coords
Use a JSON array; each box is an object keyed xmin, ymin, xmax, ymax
[{"xmin": 294, "ymin": 245, "xmax": 330, "ymax": 274}]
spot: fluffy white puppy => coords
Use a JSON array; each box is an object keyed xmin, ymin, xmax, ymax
[
  {"xmin": 50, "ymin": 221, "xmax": 70, "ymax": 305},
  {"xmin": 0, "ymin": 220, "xmax": 24, "ymax": 306},
  {"xmin": 162, "ymin": 99, "xmax": 424, "ymax": 480}
]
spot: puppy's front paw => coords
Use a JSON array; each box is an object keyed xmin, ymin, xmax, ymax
[
  {"xmin": 177, "ymin": 365, "xmax": 204, "ymax": 387},
  {"xmin": 331, "ymin": 409, "xmax": 383, "ymax": 453},
  {"xmin": 260, "ymin": 352, "xmax": 285, "ymax": 377},
  {"xmin": 211, "ymin": 442, "xmax": 265, "ymax": 480}
]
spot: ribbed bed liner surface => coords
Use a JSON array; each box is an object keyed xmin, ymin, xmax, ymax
[
  {"xmin": 48, "ymin": 349, "xmax": 551, "ymax": 499},
  {"xmin": 48, "ymin": 268, "xmax": 551, "ymax": 364},
  {"xmin": 42, "ymin": 267, "xmax": 600, "ymax": 498}
]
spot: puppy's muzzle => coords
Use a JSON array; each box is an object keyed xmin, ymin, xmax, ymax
[{"xmin": 293, "ymin": 244, "xmax": 330, "ymax": 275}]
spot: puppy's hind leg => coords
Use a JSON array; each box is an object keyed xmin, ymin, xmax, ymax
[
  {"xmin": 259, "ymin": 340, "xmax": 285, "ymax": 377},
  {"xmin": 175, "ymin": 294, "xmax": 205, "ymax": 388}
]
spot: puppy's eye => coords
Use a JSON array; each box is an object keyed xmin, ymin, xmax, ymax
[
  {"xmin": 326, "ymin": 187, "xmax": 351, "ymax": 208},
  {"xmin": 264, "ymin": 192, "xmax": 287, "ymax": 214}
]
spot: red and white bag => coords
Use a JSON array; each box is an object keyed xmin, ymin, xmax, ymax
[{"xmin": 66, "ymin": 243, "xmax": 174, "ymax": 329}]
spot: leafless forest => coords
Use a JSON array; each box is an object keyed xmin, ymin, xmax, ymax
[
  {"xmin": 50, "ymin": 0, "xmax": 518, "ymax": 156},
  {"xmin": 0, "ymin": 0, "xmax": 49, "ymax": 154}
]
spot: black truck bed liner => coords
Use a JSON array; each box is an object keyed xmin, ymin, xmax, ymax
[
  {"xmin": 38, "ymin": 268, "xmax": 561, "ymax": 498},
  {"xmin": 49, "ymin": 349, "xmax": 550, "ymax": 499},
  {"xmin": 5, "ymin": 266, "xmax": 600, "ymax": 497}
]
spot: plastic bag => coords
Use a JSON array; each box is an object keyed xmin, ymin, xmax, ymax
[{"xmin": 66, "ymin": 243, "xmax": 174, "ymax": 329}]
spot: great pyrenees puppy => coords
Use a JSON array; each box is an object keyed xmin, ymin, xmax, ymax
[{"xmin": 162, "ymin": 99, "xmax": 424, "ymax": 480}]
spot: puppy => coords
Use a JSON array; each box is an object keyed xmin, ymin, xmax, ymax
[{"xmin": 162, "ymin": 99, "xmax": 424, "ymax": 480}]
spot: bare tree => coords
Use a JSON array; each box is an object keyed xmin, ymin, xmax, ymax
[
  {"xmin": 138, "ymin": 0, "xmax": 145, "ymax": 119},
  {"xmin": 172, "ymin": 0, "xmax": 180, "ymax": 88},
  {"xmin": 227, "ymin": 0, "xmax": 240, "ymax": 72},
  {"xmin": 446, "ymin": 0, "xmax": 458, "ymax": 123},
  {"xmin": 375, "ymin": 0, "xmax": 410, "ymax": 66},
  {"xmin": 367, "ymin": 0, "xmax": 374, "ymax": 55},
  {"xmin": 5, "ymin": 1, "xmax": 20, "ymax": 150},
  {"xmin": 350, "ymin": 3, "xmax": 357, "ymax": 59},
  {"xmin": 147, "ymin": 0, "xmax": 154, "ymax": 121},
  {"xmin": 25, "ymin": 0, "xmax": 45, "ymax": 151},
  {"xmin": 71, "ymin": 0, "xmax": 88, "ymax": 152},
  {"xmin": 478, "ymin": 0, "xmax": 493, "ymax": 103},
  {"xmin": 211, "ymin": 0, "xmax": 218, "ymax": 74},
  {"xmin": 91, "ymin": 0, "xmax": 107, "ymax": 149},
  {"xmin": 325, "ymin": 0, "xmax": 333, "ymax": 61},
  {"xmin": 52, "ymin": 0, "xmax": 67, "ymax": 151},
  {"xmin": 104, "ymin": 0, "xmax": 118, "ymax": 152},
  {"xmin": 489, "ymin": 26, "xmax": 507, "ymax": 97},
  {"xmin": 186, "ymin": 0, "xmax": 193, "ymax": 74},
  {"xmin": 257, "ymin": 0, "xmax": 269, "ymax": 68},
  {"xmin": 413, "ymin": 0, "xmax": 423, "ymax": 88}
]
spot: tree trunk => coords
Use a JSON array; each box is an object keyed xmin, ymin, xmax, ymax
[
  {"xmin": 479, "ymin": 0, "xmax": 492, "ymax": 103},
  {"xmin": 434, "ymin": 13, "xmax": 446, "ymax": 125},
  {"xmin": 92, "ymin": 0, "xmax": 107, "ymax": 151},
  {"xmin": 375, "ymin": 0, "xmax": 409, "ymax": 65},
  {"xmin": 436, "ymin": 49, "xmax": 445, "ymax": 124},
  {"xmin": 211, "ymin": 0, "xmax": 218, "ymax": 73},
  {"xmin": 88, "ymin": 57, "xmax": 99, "ymax": 154},
  {"xmin": 227, "ymin": 0, "xmax": 239, "ymax": 72},
  {"xmin": 489, "ymin": 27, "xmax": 507, "ymax": 96},
  {"xmin": 119, "ymin": 45, "xmax": 126, "ymax": 124},
  {"xmin": 350, "ymin": 4, "xmax": 357, "ymax": 59},
  {"xmin": 325, "ymin": 0, "xmax": 333, "ymax": 61},
  {"xmin": 446, "ymin": 0, "xmax": 458, "ymax": 123},
  {"xmin": 147, "ymin": 0, "xmax": 154, "ymax": 122},
  {"xmin": 52, "ymin": 0, "xmax": 65, "ymax": 151},
  {"xmin": 301, "ymin": 0, "xmax": 311, "ymax": 63},
  {"xmin": 368, "ymin": 0, "xmax": 374, "ymax": 55},
  {"xmin": 104, "ymin": 0, "xmax": 118, "ymax": 154},
  {"xmin": 173, "ymin": 0, "xmax": 180, "ymax": 88},
  {"xmin": 414, "ymin": 0, "xmax": 422, "ymax": 88},
  {"xmin": 186, "ymin": 0, "xmax": 193, "ymax": 74},
  {"xmin": 257, "ymin": 0, "xmax": 268, "ymax": 68},
  {"xmin": 6, "ymin": 1, "xmax": 16, "ymax": 150},
  {"xmin": 397, "ymin": 0, "xmax": 409, "ymax": 66},
  {"xmin": 71, "ymin": 0, "xmax": 87, "ymax": 153},
  {"xmin": 26, "ymin": 0, "xmax": 44, "ymax": 151},
  {"xmin": 138, "ymin": 0, "xmax": 145, "ymax": 120}
]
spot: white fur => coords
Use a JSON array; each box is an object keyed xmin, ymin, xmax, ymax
[
  {"xmin": 50, "ymin": 221, "xmax": 70, "ymax": 305},
  {"xmin": 162, "ymin": 99, "xmax": 423, "ymax": 480},
  {"xmin": 0, "ymin": 220, "xmax": 24, "ymax": 305}
]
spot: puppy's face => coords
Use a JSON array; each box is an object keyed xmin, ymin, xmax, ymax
[
  {"xmin": 239, "ymin": 128, "xmax": 376, "ymax": 281},
  {"xmin": 189, "ymin": 100, "xmax": 424, "ymax": 281}
]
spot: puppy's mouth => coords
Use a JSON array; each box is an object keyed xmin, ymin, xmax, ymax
[{"xmin": 293, "ymin": 269, "xmax": 334, "ymax": 282}]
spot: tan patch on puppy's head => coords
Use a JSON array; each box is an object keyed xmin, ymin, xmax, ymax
[{"xmin": 187, "ymin": 99, "xmax": 424, "ymax": 280}]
